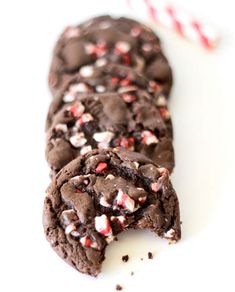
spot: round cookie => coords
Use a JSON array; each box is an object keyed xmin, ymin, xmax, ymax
[
  {"xmin": 46, "ymin": 91, "xmax": 174, "ymax": 175},
  {"xmin": 48, "ymin": 15, "xmax": 172, "ymax": 96},
  {"xmin": 46, "ymin": 64, "xmax": 173, "ymax": 137},
  {"xmin": 43, "ymin": 148, "xmax": 181, "ymax": 276}
]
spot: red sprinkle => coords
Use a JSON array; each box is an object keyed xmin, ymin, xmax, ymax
[{"xmin": 95, "ymin": 162, "xmax": 108, "ymax": 173}]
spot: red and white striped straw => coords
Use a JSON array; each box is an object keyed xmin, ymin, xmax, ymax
[{"xmin": 127, "ymin": 0, "xmax": 219, "ymax": 49}]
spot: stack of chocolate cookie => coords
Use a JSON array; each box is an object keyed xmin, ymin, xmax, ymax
[{"xmin": 43, "ymin": 15, "xmax": 181, "ymax": 276}]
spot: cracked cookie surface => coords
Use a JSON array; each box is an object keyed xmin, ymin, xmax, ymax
[{"xmin": 43, "ymin": 148, "xmax": 181, "ymax": 276}]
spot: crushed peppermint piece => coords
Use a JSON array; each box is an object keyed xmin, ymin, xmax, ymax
[
  {"xmin": 151, "ymin": 182, "xmax": 161, "ymax": 192},
  {"xmin": 116, "ymin": 190, "xmax": 135, "ymax": 212},
  {"xmin": 93, "ymin": 131, "xmax": 114, "ymax": 147},
  {"xmin": 55, "ymin": 123, "xmax": 68, "ymax": 133},
  {"xmin": 121, "ymin": 93, "xmax": 136, "ymax": 103},
  {"xmin": 79, "ymin": 65, "xmax": 94, "ymax": 77},
  {"xmin": 159, "ymin": 107, "xmax": 170, "ymax": 120},
  {"xmin": 155, "ymin": 95, "xmax": 167, "ymax": 107},
  {"xmin": 95, "ymin": 162, "xmax": 108, "ymax": 173},
  {"xmin": 95, "ymin": 85, "xmax": 106, "ymax": 92},
  {"xmin": 164, "ymin": 228, "xmax": 175, "ymax": 239},
  {"xmin": 117, "ymin": 86, "xmax": 137, "ymax": 94},
  {"xmin": 77, "ymin": 113, "xmax": 93, "ymax": 125},
  {"xmin": 69, "ymin": 82, "xmax": 90, "ymax": 93},
  {"xmin": 69, "ymin": 132, "xmax": 87, "ymax": 148},
  {"xmin": 67, "ymin": 102, "xmax": 85, "ymax": 118},
  {"xmin": 80, "ymin": 145, "xmax": 92, "ymax": 156},
  {"xmin": 115, "ymin": 41, "xmax": 131, "ymax": 53},
  {"xmin": 65, "ymin": 223, "xmax": 77, "ymax": 235},
  {"xmin": 80, "ymin": 236, "xmax": 92, "ymax": 247},
  {"xmin": 63, "ymin": 93, "xmax": 75, "ymax": 103},
  {"xmin": 100, "ymin": 196, "xmax": 111, "ymax": 207},
  {"xmin": 119, "ymin": 137, "xmax": 135, "ymax": 150},
  {"xmin": 141, "ymin": 131, "xmax": 159, "ymax": 145},
  {"xmin": 95, "ymin": 58, "xmax": 107, "ymax": 67},
  {"xmin": 95, "ymin": 214, "xmax": 112, "ymax": 236},
  {"xmin": 84, "ymin": 42, "xmax": 96, "ymax": 54},
  {"xmin": 111, "ymin": 215, "xmax": 126, "ymax": 228}
]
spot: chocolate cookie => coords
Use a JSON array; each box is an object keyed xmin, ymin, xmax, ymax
[
  {"xmin": 46, "ymin": 64, "xmax": 173, "ymax": 137},
  {"xmin": 48, "ymin": 15, "xmax": 172, "ymax": 96},
  {"xmin": 43, "ymin": 148, "xmax": 181, "ymax": 276},
  {"xmin": 46, "ymin": 91, "xmax": 174, "ymax": 175}
]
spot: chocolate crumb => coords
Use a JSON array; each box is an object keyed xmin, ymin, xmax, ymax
[
  {"xmin": 148, "ymin": 252, "xmax": 153, "ymax": 259},
  {"xmin": 122, "ymin": 255, "xmax": 129, "ymax": 262},
  {"xmin": 116, "ymin": 284, "xmax": 123, "ymax": 291},
  {"xmin": 140, "ymin": 258, "xmax": 143, "ymax": 261},
  {"xmin": 131, "ymin": 271, "xmax": 134, "ymax": 276}
]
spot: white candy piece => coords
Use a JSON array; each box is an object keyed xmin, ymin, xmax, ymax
[
  {"xmin": 63, "ymin": 93, "xmax": 75, "ymax": 103},
  {"xmin": 155, "ymin": 95, "xmax": 167, "ymax": 107},
  {"xmin": 77, "ymin": 113, "xmax": 94, "ymax": 125},
  {"xmin": 79, "ymin": 65, "xmax": 94, "ymax": 77},
  {"xmin": 164, "ymin": 228, "xmax": 175, "ymax": 239},
  {"xmin": 95, "ymin": 85, "xmax": 106, "ymax": 93},
  {"xmin": 93, "ymin": 131, "xmax": 114, "ymax": 143},
  {"xmin": 105, "ymin": 174, "xmax": 115, "ymax": 180},
  {"xmin": 115, "ymin": 41, "xmax": 131, "ymax": 53},
  {"xmin": 142, "ymin": 131, "xmax": 159, "ymax": 145},
  {"xmin": 69, "ymin": 132, "xmax": 87, "ymax": 148},
  {"xmin": 95, "ymin": 58, "xmax": 107, "ymax": 67},
  {"xmin": 84, "ymin": 42, "xmax": 95, "ymax": 54},
  {"xmin": 65, "ymin": 223, "xmax": 76, "ymax": 235},
  {"xmin": 80, "ymin": 145, "xmax": 92, "ymax": 155},
  {"xmin": 100, "ymin": 196, "xmax": 111, "ymax": 207},
  {"xmin": 69, "ymin": 82, "xmax": 89, "ymax": 93},
  {"xmin": 55, "ymin": 123, "xmax": 68, "ymax": 133}
]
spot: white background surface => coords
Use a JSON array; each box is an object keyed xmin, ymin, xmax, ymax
[{"xmin": 0, "ymin": 0, "xmax": 235, "ymax": 291}]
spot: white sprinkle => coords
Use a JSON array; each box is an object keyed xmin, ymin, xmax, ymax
[
  {"xmin": 69, "ymin": 132, "xmax": 87, "ymax": 148},
  {"xmin": 79, "ymin": 65, "xmax": 94, "ymax": 77}
]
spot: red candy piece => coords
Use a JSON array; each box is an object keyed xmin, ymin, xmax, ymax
[
  {"xmin": 159, "ymin": 108, "xmax": 170, "ymax": 120},
  {"xmin": 95, "ymin": 162, "xmax": 108, "ymax": 173},
  {"xmin": 121, "ymin": 93, "xmax": 136, "ymax": 103},
  {"xmin": 120, "ymin": 79, "xmax": 131, "ymax": 86},
  {"xmin": 111, "ymin": 77, "xmax": 120, "ymax": 84},
  {"xmin": 123, "ymin": 53, "xmax": 131, "ymax": 65},
  {"xmin": 120, "ymin": 137, "xmax": 135, "ymax": 149}
]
